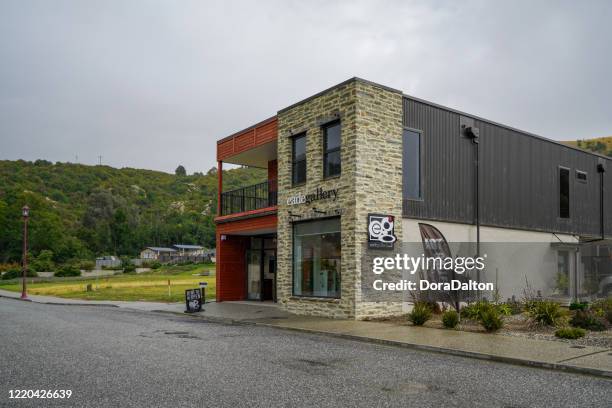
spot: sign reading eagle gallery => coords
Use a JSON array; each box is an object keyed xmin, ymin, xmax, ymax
[{"xmin": 286, "ymin": 187, "xmax": 338, "ymax": 205}]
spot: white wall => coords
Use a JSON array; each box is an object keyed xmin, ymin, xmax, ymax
[{"xmin": 401, "ymin": 219, "xmax": 578, "ymax": 302}]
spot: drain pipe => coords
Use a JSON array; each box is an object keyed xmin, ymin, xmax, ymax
[
  {"xmin": 597, "ymin": 161, "xmax": 606, "ymax": 240},
  {"xmin": 464, "ymin": 126, "xmax": 481, "ymax": 294}
]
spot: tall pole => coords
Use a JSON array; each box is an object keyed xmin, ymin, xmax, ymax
[
  {"xmin": 217, "ymin": 161, "xmax": 223, "ymax": 216},
  {"xmin": 21, "ymin": 205, "xmax": 30, "ymax": 300}
]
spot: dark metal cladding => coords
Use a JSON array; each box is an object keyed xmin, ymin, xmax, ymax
[{"xmin": 402, "ymin": 96, "xmax": 612, "ymax": 238}]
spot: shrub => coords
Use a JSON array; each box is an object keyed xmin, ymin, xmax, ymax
[
  {"xmin": 1, "ymin": 267, "xmax": 37, "ymax": 280},
  {"xmin": 54, "ymin": 265, "xmax": 81, "ymax": 277},
  {"xmin": 480, "ymin": 308, "xmax": 504, "ymax": 332},
  {"xmin": 30, "ymin": 250, "xmax": 55, "ymax": 272},
  {"xmin": 570, "ymin": 310, "xmax": 607, "ymax": 331},
  {"xmin": 555, "ymin": 327, "xmax": 586, "ymax": 339},
  {"xmin": 78, "ymin": 260, "xmax": 95, "ymax": 271},
  {"xmin": 460, "ymin": 300, "xmax": 494, "ymax": 320},
  {"xmin": 150, "ymin": 261, "xmax": 161, "ymax": 270},
  {"xmin": 442, "ymin": 310, "xmax": 459, "ymax": 328},
  {"xmin": 526, "ymin": 300, "xmax": 566, "ymax": 326},
  {"xmin": 408, "ymin": 302, "xmax": 432, "ymax": 326},
  {"xmin": 569, "ymin": 302, "xmax": 589, "ymax": 311},
  {"xmin": 123, "ymin": 263, "xmax": 136, "ymax": 274},
  {"xmin": 502, "ymin": 300, "xmax": 523, "ymax": 315},
  {"xmin": 496, "ymin": 303, "xmax": 513, "ymax": 316},
  {"xmin": 590, "ymin": 298, "xmax": 612, "ymax": 323}
]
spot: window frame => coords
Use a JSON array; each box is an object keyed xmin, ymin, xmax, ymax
[
  {"xmin": 291, "ymin": 133, "xmax": 307, "ymax": 187},
  {"xmin": 559, "ymin": 166, "xmax": 571, "ymax": 219},
  {"xmin": 322, "ymin": 120, "xmax": 341, "ymax": 179},
  {"xmin": 575, "ymin": 170, "xmax": 588, "ymax": 184},
  {"xmin": 291, "ymin": 216, "xmax": 342, "ymax": 299},
  {"xmin": 402, "ymin": 127, "xmax": 424, "ymax": 201}
]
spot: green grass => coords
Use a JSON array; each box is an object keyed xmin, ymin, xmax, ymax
[{"xmin": 0, "ymin": 263, "xmax": 215, "ymax": 303}]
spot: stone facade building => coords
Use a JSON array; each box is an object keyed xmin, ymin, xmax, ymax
[{"xmin": 214, "ymin": 77, "xmax": 612, "ymax": 320}]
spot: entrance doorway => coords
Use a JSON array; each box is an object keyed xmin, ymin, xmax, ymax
[{"xmin": 246, "ymin": 236, "xmax": 277, "ymax": 301}]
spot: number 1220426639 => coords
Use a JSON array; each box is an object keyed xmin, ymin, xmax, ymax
[{"xmin": 9, "ymin": 389, "xmax": 72, "ymax": 399}]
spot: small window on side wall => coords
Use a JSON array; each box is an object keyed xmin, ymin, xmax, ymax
[
  {"xmin": 576, "ymin": 170, "xmax": 587, "ymax": 183},
  {"xmin": 292, "ymin": 133, "xmax": 306, "ymax": 186},
  {"xmin": 559, "ymin": 167, "xmax": 570, "ymax": 219},
  {"xmin": 323, "ymin": 121, "xmax": 341, "ymax": 178}
]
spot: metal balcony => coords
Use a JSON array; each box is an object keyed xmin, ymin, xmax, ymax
[{"xmin": 220, "ymin": 180, "xmax": 277, "ymax": 216}]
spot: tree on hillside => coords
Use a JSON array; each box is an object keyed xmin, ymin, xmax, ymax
[{"xmin": 175, "ymin": 165, "xmax": 186, "ymax": 176}]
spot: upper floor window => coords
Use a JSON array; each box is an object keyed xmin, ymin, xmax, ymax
[
  {"xmin": 323, "ymin": 121, "xmax": 341, "ymax": 178},
  {"xmin": 559, "ymin": 167, "xmax": 570, "ymax": 218},
  {"xmin": 403, "ymin": 129, "xmax": 422, "ymax": 199},
  {"xmin": 292, "ymin": 133, "xmax": 307, "ymax": 186}
]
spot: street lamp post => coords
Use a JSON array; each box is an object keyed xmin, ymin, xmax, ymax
[{"xmin": 21, "ymin": 205, "xmax": 29, "ymax": 300}]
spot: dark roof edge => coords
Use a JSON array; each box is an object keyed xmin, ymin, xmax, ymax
[
  {"xmin": 277, "ymin": 77, "xmax": 402, "ymax": 114},
  {"xmin": 217, "ymin": 115, "xmax": 277, "ymax": 145},
  {"xmin": 403, "ymin": 93, "xmax": 612, "ymax": 162}
]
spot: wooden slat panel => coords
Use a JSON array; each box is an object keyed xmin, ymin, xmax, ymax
[{"xmin": 217, "ymin": 117, "xmax": 278, "ymax": 161}]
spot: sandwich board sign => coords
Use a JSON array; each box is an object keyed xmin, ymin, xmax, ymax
[{"xmin": 185, "ymin": 288, "xmax": 202, "ymax": 313}]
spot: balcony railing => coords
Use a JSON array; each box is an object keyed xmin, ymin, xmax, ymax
[{"xmin": 220, "ymin": 180, "xmax": 278, "ymax": 216}]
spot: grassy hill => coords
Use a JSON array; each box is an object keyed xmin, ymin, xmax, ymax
[
  {"xmin": 563, "ymin": 136, "xmax": 612, "ymax": 157},
  {"xmin": 0, "ymin": 160, "xmax": 265, "ymax": 265}
]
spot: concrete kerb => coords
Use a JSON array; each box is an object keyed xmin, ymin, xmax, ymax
[
  {"xmin": 151, "ymin": 309, "xmax": 612, "ymax": 380},
  {"xmin": 0, "ymin": 292, "xmax": 120, "ymax": 308}
]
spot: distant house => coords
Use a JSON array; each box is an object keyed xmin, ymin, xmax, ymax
[
  {"xmin": 203, "ymin": 248, "xmax": 216, "ymax": 263},
  {"xmin": 173, "ymin": 244, "xmax": 204, "ymax": 256},
  {"xmin": 140, "ymin": 247, "xmax": 178, "ymax": 260},
  {"xmin": 95, "ymin": 255, "xmax": 121, "ymax": 269}
]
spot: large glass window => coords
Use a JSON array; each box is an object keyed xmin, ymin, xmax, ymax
[
  {"xmin": 293, "ymin": 218, "xmax": 341, "ymax": 298},
  {"xmin": 292, "ymin": 134, "xmax": 306, "ymax": 185},
  {"xmin": 403, "ymin": 129, "xmax": 422, "ymax": 199},
  {"xmin": 559, "ymin": 167, "xmax": 570, "ymax": 218},
  {"xmin": 323, "ymin": 121, "xmax": 341, "ymax": 178}
]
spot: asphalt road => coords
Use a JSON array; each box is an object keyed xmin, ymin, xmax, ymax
[{"xmin": 0, "ymin": 298, "xmax": 610, "ymax": 408}]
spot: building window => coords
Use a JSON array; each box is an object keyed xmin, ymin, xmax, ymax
[
  {"xmin": 292, "ymin": 134, "xmax": 306, "ymax": 185},
  {"xmin": 323, "ymin": 121, "xmax": 341, "ymax": 178},
  {"xmin": 576, "ymin": 170, "xmax": 587, "ymax": 183},
  {"xmin": 556, "ymin": 251, "xmax": 570, "ymax": 297},
  {"xmin": 293, "ymin": 217, "xmax": 341, "ymax": 298},
  {"xmin": 559, "ymin": 167, "xmax": 570, "ymax": 219},
  {"xmin": 403, "ymin": 129, "xmax": 422, "ymax": 199}
]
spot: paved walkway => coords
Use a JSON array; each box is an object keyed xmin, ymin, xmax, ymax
[{"xmin": 1, "ymin": 288, "xmax": 610, "ymax": 378}]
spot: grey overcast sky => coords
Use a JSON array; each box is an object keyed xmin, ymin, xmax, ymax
[{"xmin": 1, "ymin": 0, "xmax": 611, "ymax": 174}]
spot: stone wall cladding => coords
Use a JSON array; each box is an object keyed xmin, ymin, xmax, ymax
[
  {"xmin": 276, "ymin": 78, "xmax": 404, "ymax": 319},
  {"xmin": 353, "ymin": 81, "xmax": 404, "ymax": 319}
]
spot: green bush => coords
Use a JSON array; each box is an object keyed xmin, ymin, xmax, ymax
[
  {"xmin": 442, "ymin": 310, "xmax": 459, "ymax": 328},
  {"xmin": 78, "ymin": 260, "xmax": 95, "ymax": 271},
  {"xmin": 408, "ymin": 302, "xmax": 432, "ymax": 326},
  {"xmin": 590, "ymin": 298, "xmax": 612, "ymax": 323},
  {"xmin": 555, "ymin": 327, "xmax": 586, "ymax": 339},
  {"xmin": 505, "ymin": 300, "xmax": 524, "ymax": 315},
  {"xmin": 54, "ymin": 265, "xmax": 81, "ymax": 277},
  {"xmin": 460, "ymin": 300, "xmax": 496, "ymax": 320},
  {"xmin": 480, "ymin": 308, "xmax": 503, "ymax": 332},
  {"xmin": 570, "ymin": 310, "xmax": 607, "ymax": 331},
  {"xmin": 123, "ymin": 263, "xmax": 136, "ymax": 274},
  {"xmin": 569, "ymin": 302, "xmax": 589, "ymax": 311},
  {"xmin": 30, "ymin": 250, "xmax": 55, "ymax": 272},
  {"xmin": 496, "ymin": 303, "xmax": 513, "ymax": 316},
  {"xmin": 1, "ymin": 267, "xmax": 37, "ymax": 280},
  {"xmin": 142, "ymin": 261, "xmax": 162, "ymax": 269},
  {"xmin": 526, "ymin": 300, "xmax": 566, "ymax": 326}
]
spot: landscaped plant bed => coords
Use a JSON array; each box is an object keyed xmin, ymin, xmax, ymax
[{"xmin": 365, "ymin": 313, "xmax": 612, "ymax": 348}]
